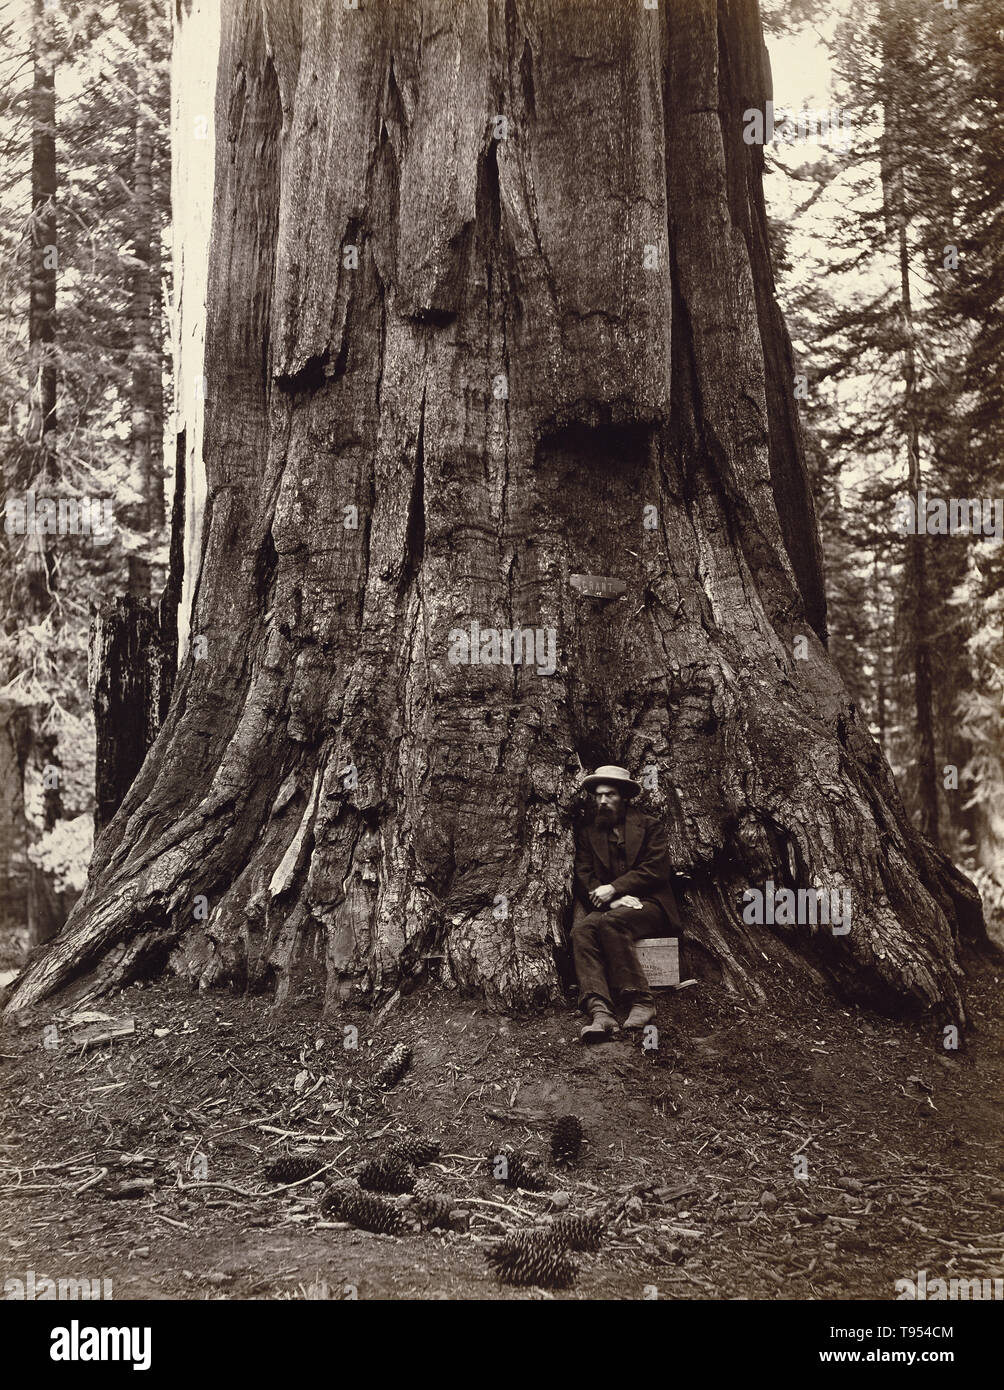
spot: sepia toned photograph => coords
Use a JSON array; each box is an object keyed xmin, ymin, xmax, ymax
[{"xmin": 0, "ymin": 0, "xmax": 1001, "ymax": 1359}]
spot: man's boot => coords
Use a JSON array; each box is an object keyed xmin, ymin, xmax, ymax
[
  {"xmin": 580, "ymin": 995, "xmax": 619, "ymax": 1044},
  {"xmin": 623, "ymin": 994, "xmax": 657, "ymax": 1030}
]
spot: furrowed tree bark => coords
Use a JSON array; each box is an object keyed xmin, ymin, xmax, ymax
[
  {"xmin": 126, "ymin": 20, "xmax": 161, "ymax": 597},
  {"xmin": 4, "ymin": 0, "xmax": 983, "ymax": 1022}
]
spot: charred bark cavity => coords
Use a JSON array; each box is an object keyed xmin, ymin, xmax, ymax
[
  {"xmin": 399, "ymin": 400, "xmax": 426, "ymax": 600},
  {"xmin": 253, "ymin": 527, "xmax": 279, "ymax": 610},
  {"xmin": 274, "ymin": 351, "xmax": 330, "ymax": 397}
]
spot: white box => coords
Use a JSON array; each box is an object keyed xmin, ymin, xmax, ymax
[{"xmin": 635, "ymin": 937, "xmax": 680, "ymax": 988}]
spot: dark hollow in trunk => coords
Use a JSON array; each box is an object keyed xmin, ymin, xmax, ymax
[
  {"xmin": 88, "ymin": 598, "xmax": 175, "ymax": 835},
  {"xmin": 88, "ymin": 433, "xmax": 185, "ymax": 833}
]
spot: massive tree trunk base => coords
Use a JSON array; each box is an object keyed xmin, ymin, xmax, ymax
[
  {"xmin": 3, "ymin": 626, "xmax": 983, "ymax": 1026},
  {"xmin": 1, "ymin": 0, "xmax": 986, "ymax": 1026}
]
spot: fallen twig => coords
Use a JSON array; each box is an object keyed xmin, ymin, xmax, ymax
[
  {"xmin": 0, "ymin": 1183, "xmax": 65, "ymax": 1193},
  {"xmin": 257, "ymin": 1125, "xmax": 347, "ymax": 1142},
  {"xmin": 0, "ymin": 1154, "xmax": 95, "ymax": 1173},
  {"xmin": 150, "ymin": 1211, "xmax": 191, "ymax": 1230},
  {"xmin": 463, "ymin": 1195, "xmax": 531, "ymax": 1217},
  {"xmin": 484, "ymin": 1107, "xmax": 549, "ymax": 1124},
  {"xmin": 73, "ymin": 1167, "xmax": 109, "ymax": 1195},
  {"xmin": 179, "ymin": 1154, "xmax": 345, "ymax": 1200}
]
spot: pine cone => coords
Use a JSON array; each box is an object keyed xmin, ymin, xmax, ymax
[
  {"xmin": 411, "ymin": 1179, "xmax": 455, "ymax": 1229},
  {"xmin": 318, "ymin": 1181, "xmax": 355, "ymax": 1218},
  {"xmin": 387, "ymin": 1136, "xmax": 440, "ymax": 1167},
  {"xmin": 357, "ymin": 1155, "xmax": 415, "ymax": 1194},
  {"xmin": 412, "ymin": 1176, "xmax": 442, "ymax": 1202},
  {"xmin": 550, "ymin": 1114, "xmax": 583, "ymax": 1164},
  {"xmin": 263, "ymin": 1154, "xmax": 325, "ymax": 1185},
  {"xmin": 486, "ymin": 1145, "xmax": 550, "ymax": 1192},
  {"xmin": 551, "ymin": 1212, "xmax": 604, "ymax": 1252},
  {"xmin": 486, "ymin": 1231, "xmax": 577, "ymax": 1289},
  {"xmin": 330, "ymin": 1188, "xmax": 406, "ymax": 1235},
  {"xmin": 373, "ymin": 1042, "xmax": 412, "ymax": 1090},
  {"xmin": 504, "ymin": 1227, "xmax": 563, "ymax": 1251}
]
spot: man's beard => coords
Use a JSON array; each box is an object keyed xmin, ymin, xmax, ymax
[{"xmin": 594, "ymin": 806, "xmax": 621, "ymax": 830}]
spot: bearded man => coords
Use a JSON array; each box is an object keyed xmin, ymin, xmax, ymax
[{"xmin": 572, "ymin": 765, "xmax": 683, "ymax": 1043}]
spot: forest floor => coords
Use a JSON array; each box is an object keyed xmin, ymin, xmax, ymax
[{"xmin": 1, "ymin": 938, "xmax": 1002, "ymax": 1302}]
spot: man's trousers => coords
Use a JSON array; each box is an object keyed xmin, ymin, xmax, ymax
[{"xmin": 570, "ymin": 900, "xmax": 666, "ymax": 1011}]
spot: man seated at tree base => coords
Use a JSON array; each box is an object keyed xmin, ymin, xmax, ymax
[{"xmin": 572, "ymin": 765, "xmax": 684, "ymax": 1044}]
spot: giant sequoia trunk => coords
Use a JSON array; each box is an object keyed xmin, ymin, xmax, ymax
[
  {"xmin": 4, "ymin": 0, "xmax": 983, "ymax": 1021},
  {"xmin": 125, "ymin": 33, "xmax": 160, "ymax": 598}
]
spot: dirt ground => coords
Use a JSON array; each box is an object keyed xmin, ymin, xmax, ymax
[{"xmin": 1, "ymin": 938, "xmax": 1002, "ymax": 1302}]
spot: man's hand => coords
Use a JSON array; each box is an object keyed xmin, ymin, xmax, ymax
[
  {"xmin": 611, "ymin": 894, "xmax": 644, "ymax": 910},
  {"xmin": 590, "ymin": 883, "xmax": 616, "ymax": 908}
]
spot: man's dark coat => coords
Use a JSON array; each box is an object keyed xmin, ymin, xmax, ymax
[{"xmin": 574, "ymin": 807, "xmax": 683, "ymax": 931}]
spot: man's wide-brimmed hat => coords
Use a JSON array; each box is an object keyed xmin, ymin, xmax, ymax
[{"xmin": 580, "ymin": 765, "xmax": 642, "ymax": 798}]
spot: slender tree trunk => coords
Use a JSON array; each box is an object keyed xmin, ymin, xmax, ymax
[
  {"xmin": 0, "ymin": 703, "xmax": 31, "ymax": 937},
  {"xmin": 873, "ymin": 553, "xmax": 886, "ymax": 753},
  {"xmin": 23, "ymin": 0, "xmax": 62, "ymax": 948},
  {"xmin": 27, "ymin": 0, "xmax": 57, "ymax": 596},
  {"xmin": 27, "ymin": 0, "xmax": 56, "ymax": 485},
  {"xmin": 885, "ymin": 65, "xmax": 939, "ymax": 845},
  {"xmin": 5, "ymin": 0, "xmax": 983, "ymax": 1022}
]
